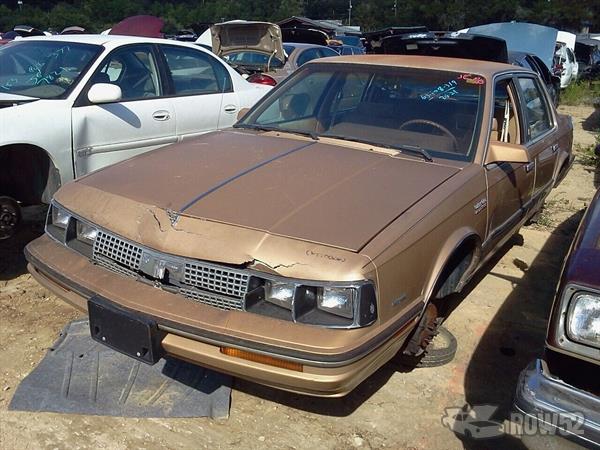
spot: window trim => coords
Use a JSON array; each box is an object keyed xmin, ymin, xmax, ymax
[{"xmin": 514, "ymin": 74, "xmax": 557, "ymax": 146}]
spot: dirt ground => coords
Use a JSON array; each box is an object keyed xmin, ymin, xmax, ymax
[{"xmin": 0, "ymin": 105, "xmax": 598, "ymax": 450}]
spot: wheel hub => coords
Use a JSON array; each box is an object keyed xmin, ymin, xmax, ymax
[{"xmin": 0, "ymin": 198, "xmax": 21, "ymax": 239}]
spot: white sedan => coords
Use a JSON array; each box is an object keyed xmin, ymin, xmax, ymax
[{"xmin": 0, "ymin": 35, "xmax": 271, "ymax": 237}]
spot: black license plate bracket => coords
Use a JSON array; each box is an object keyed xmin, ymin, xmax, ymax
[{"xmin": 88, "ymin": 296, "xmax": 164, "ymax": 365}]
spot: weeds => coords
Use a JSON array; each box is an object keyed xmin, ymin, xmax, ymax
[
  {"xmin": 561, "ymin": 80, "xmax": 600, "ymax": 106},
  {"xmin": 574, "ymin": 130, "xmax": 599, "ymax": 167}
]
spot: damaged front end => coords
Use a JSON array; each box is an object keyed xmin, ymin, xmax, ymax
[
  {"xmin": 25, "ymin": 196, "xmax": 396, "ymax": 397},
  {"xmin": 42, "ymin": 199, "xmax": 377, "ymax": 329}
]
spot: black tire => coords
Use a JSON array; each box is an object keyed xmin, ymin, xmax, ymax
[
  {"xmin": 0, "ymin": 196, "xmax": 21, "ymax": 240},
  {"xmin": 397, "ymin": 326, "xmax": 457, "ymax": 368}
]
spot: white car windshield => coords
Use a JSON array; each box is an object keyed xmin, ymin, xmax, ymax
[
  {"xmin": 0, "ymin": 40, "xmax": 102, "ymax": 99},
  {"xmin": 239, "ymin": 63, "xmax": 486, "ymax": 161}
]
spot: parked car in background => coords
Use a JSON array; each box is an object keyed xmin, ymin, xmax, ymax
[
  {"xmin": 26, "ymin": 54, "xmax": 572, "ymax": 397},
  {"xmin": 465, "ymin": 22, "xmax": 558, "ymax": 72},
  {"xmin": 212, "ymin": 21, "xmax": 339, "ymax": 85},
  {"xmin": 509, "ymin": 51, "xmax": 561, "ymax": 107},
  {"xmin": 575, "ymin": 38, "xmax": 600, "ymax": 80},
  {"xmin": 554, "ymin": 41, "xmax": 579, "ymax": 88},
  {"xmin": 328, "ymin": 43, "xmax": 365, "ymax": 55},
  {"xmin": 0, "ymin": 35, "xmax": 271, "ymax": 239},
  {"xmin": 514, "ymin": 188, "xmax": 600, "ymax": 448}
]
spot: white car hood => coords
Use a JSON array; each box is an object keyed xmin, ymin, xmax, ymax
[{"xmin": 0, "ymin": 93, "xmax": 39, "ymax": 102}]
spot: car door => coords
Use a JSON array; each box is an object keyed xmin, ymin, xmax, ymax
[
  {"xmin": 159, "ymin": 44, "xmax": 239, "ymax": 141},
  {"xmin": 515, "ymin": 76, "xmax": 558, "ymax": 204},
  {"xmin": 567, "ymin": 48, "xmax": 579, "ymax": 80},
  {"xmin": 485, "ymin": 77, "xmax": 534, "ymax": 242},
  {"xmin": 72, "ymin": 44, "xmax": 176, "ymax": 177}
]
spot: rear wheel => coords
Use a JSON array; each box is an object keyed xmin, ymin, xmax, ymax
[{"xmin": 0, "ymin": 196, "xmax": 21, "ymax": 240}]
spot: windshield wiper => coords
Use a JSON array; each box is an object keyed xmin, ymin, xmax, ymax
[
  {"xmin": 234, "ymin": 123, "xmax": 319, "ymax": 141},
  {"xmin": 320, "ymin": 134, "xmax": 434, "ymax": 162}
]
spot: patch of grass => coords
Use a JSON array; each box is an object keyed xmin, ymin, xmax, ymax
[
  {"xmin": 561, "ymin": 80, "xmax": 600, "ymax": 106},
  {"xmin": 574, "ymin": 130, "xmax": 599, "ymax": 167}
]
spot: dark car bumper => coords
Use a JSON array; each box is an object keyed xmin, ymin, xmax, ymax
[{"xmin": 513, "ymin": 359, "xmax": 600, "ymax": 448}]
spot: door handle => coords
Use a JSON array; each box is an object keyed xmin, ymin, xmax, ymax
[
  {"xmin": 525, "ymin": 161, "xmax": 535, "ymax": 173},
  {"xmin": 223, "ymin": 105, "xmax": 237, "ymax": 114},
  {"xmin": 551, "ymin": 144, "xmax": 559, "ymax": 153},
  {"xmin": 152, "ymin": 110, "xmax": 171, "ymax": 121}
]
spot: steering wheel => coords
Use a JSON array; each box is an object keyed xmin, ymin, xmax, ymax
[{"xmin": 399, "ymin": 119, "xmax": 458, "ymax": 151}]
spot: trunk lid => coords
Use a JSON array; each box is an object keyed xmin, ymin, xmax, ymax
[{"xmin": 211, "ymin": 21, "xmax": 285, "ymax": 66}]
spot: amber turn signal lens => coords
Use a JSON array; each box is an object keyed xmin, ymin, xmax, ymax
[{"xmin": 220, "ymin": 347, "xmax": 303, "ymax": 372}]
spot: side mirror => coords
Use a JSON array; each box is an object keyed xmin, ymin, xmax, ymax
[
  {"xmin": 485, "ymin": 142, "xmax": 530, "ymax": 165},
  {"xmin": 237, "ymin": 108, "xmax": 250, "ymax": 121},
  {"xmin": 87, "ymin": 83, "xmax": 122, "ymax": 104}
]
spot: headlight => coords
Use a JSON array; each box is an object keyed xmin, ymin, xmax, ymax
[
  {"xmin": 566, "ymin": 292, "xmax": 600, "ymax": 349},
  {"xmin": 245, "ymin": 275, "xmax": 377, "ymax": 328},
  {"xmin": 51, "ymin": 205, "xmax": 70, "ymax": 229},
  {"xmin": 317, "ymin": 287, "xmax": 355, "ymax": 318},
  {"xmin": 76, "ymin": 220, "xmax": 98, "ymax": 244},
  {"xmin": 264, "ymin": 281, "xmax": 296, "ymax": 310},
  {"xmin": 46, "ymin": 202, "xmax": 71, "ymax": 242}
]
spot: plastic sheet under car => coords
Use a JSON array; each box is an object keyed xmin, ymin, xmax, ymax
[{"xmin": 9, "ymin": 319, "xmax": 232, "ymax": 418}]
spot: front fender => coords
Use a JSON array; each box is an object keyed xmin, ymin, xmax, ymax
[{"xmin": 423, "ymin": 227, "xmax": 482, "ymax": 304}]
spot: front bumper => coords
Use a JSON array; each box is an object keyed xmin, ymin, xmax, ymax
[
  {"xmin": 513, "ymin": 359, "xmax": 600, "ymax": 447},
  {"xmin": 25, "ymin": 235, "xmax": 419, "ymax": 397}
]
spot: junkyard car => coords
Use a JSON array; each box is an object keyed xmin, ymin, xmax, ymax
[
  {"xmin": 0, "ymin": 34, "xmax": 270, "ymax": 238},
  {"xmin": 212, "ymin": 21, "xmax": 338, "ymax": 85},
  {"xmin": 26, "ymin": 55, "xmax": 573, "ymax": 397},
  {"xmin": 514, "ymin": 188, "xmax": 599, "ymax": 447}
]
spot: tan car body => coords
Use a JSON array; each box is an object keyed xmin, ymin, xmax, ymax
[{"xmin": 26, "ymin": 56, "xmax": 574, "ymax": 396}]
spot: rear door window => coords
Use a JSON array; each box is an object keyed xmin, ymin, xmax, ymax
[
  {"xmin": 516, "ymin": 77, "xmax": 552, "ymax": 142},
  {"xmin": 160, "ymin": 45, "xmax": 232, "ymax": 95},
  {"xmin": 297, "ymin": 48, "xmax": 321, "ymax": 67}
]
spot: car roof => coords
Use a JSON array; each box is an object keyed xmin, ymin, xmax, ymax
[
  {"xmin": 311, "ymin": 54, "xmax": 524, "ymax": 78},
  {"xmin": 284, "ymin": 42, "xmax": 331, "ymax": 50},
  {"xmin": 19, "ymin": 34, "xmax": 201, "ymax": 48}
]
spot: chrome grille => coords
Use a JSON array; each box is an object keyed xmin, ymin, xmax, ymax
[
  {"xmin": 180, "ymin": 288, "xmax": 244, "ymax": 311},
  {"xmin": 93, "ymin": 231, "xmax": 142, "ymax": 270},
  {"xmin": 91, "ymin": 229, "xmax": 250, "ymax": 310},
  {"xmin": 184, "ymin": 262, "xmax": 249, "ymax": 298},
  {"xmin": 94, "ymin": 255, "xmax": 138, "ymax": 278}
]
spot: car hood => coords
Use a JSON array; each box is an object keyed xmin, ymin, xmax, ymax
[
  {"xmin": 0, "ymin": 92, "xmax": 39, "ymax": 108},
  {"xmin": 466, "ymin": 22, "xmax": 558, "ymax": 70},
  {"xmin": 211, "ymin": 21, "xmax": 285, "ymax": 63},
  {"xmin": 73, "ymin": 130, "xmax": 459, "ymax": 252}
]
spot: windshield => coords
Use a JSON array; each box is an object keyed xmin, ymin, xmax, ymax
[
  {"xmin": 240, "ymin": 64, "xmax": 486, "ymax": 160},
  {"xmin": 0, "ymin": 40, "xmax": 102, "ymax": 99},
  {"xmin": 222, "ymin": 51, "xmax": 285, "ymax": 69}
]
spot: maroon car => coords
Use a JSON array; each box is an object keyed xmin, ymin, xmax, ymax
[{"xmin": 514, "ymin": 188, "xmax": 600, "ymax": 447}]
